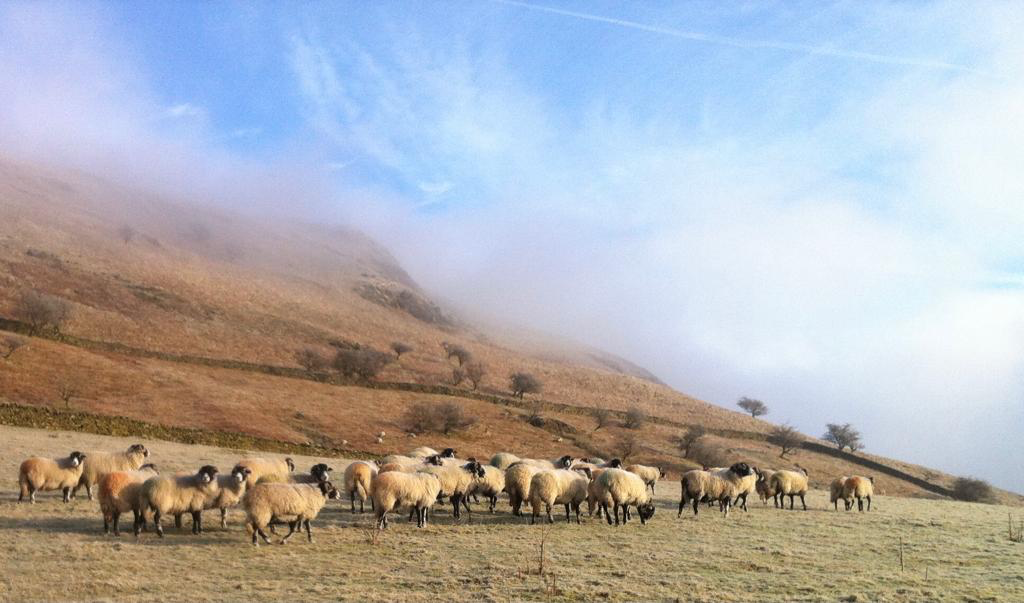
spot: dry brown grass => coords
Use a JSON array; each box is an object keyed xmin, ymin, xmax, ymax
[{"xmin": 1, "ymin": 425, "xmax": 1022, "ymax": 603}]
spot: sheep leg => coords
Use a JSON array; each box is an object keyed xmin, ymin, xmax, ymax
[
  {"xmin": 546, "ymin": 503, "xmax": 554, "ymax": 524},
  {"xmin": 304, "ymin": 519, "xmax": 313, "ymax": 543},
  {"xmin": 692, "ymin": 496, "xmax": 699, "ymax": 516},
  {"xmin": 614, "ymin": 503, "xmax": 621, "ymax": 526},
  {"xmin": 488, "ymin": 495, "xmax": 497, "ymax": 513},
  {"xmin": 866, "ymin": 496, "xmax": 871, "ymax": 511},
  {"xmin": 574, "ymin": 502, "xmax": 582, "ymax": 525},
  {"xmin": 153, "ymin": 510, "xmax": 164, "ymax": 538},
  {"xmin": 677, "ymin": 494, "xmax": 685, "ymax": 517},
  {"xmin": 451, "ymin": 494, "xmax": 462, "ymax": 520},
  {"xmin": 174, "ymin": 514, "xmax": 183, "ymax": 529},
  {"xmin": 220, "ymin": 508, "xmax": 228, "ymax": 529},
  {"xmin": 857, "ymin": 496, "xmax": 864, "ymax": 512},
  {"xmin": 788, "ymin": 494, "xmax": 795, "ymax": 510},
  {"xmin": 800, "ymin": 494, "xmax": 807, "ymax": 511},
  {"xmin": 564, "ymin": 503, "xmax": 571, "ymax": 523},
  {"xmin": 279, "ymin": 521, "xmax": 297, "ymax": 544},
  {"xmin": 62, "ymin": 487, "xmax": 72, "ymax": 503},
  {"xmin": 408, "ymin": 508, "xmax": 416, "ymax": 522},
  {"xmin": 111, "ymin": 511, "xmax": 121, "ymax": 536},
  {"xmin": 602, "ymin": 502, "xmax": 613, "ymax": 525},
  {"xmin": 350, "ymin": 490, "xmax": 356, "ymax": 513},
  {"xmin": 103, "ymin": 512, "xmax": 111, "ymax": 534},
  {"xmin": 191, "ymin": 511, "xmax": 203, "ymax": 534},
  {"xmin": 360, "ymin": 498, "xmax": 365, "ymax": 514}
]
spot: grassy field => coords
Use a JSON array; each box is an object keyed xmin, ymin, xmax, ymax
[{"xmin": 1, "ymin": 425, "xmax": 1021, "ymax": 603}]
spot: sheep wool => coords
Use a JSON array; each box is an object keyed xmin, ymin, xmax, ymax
[
  {"xmin": 235, "ymin": 457, "xmax": 295, "ymax": 485},
  {"xmin": 489, "ymin": 452, "xmax": 520, "ymax": 471},
  {"xmin": 420, "ymin": 460, "xmax": 485, "ymax": 520},
  {"xmin": 19, "ymin": 451, "xmax": 87, "ymax": 503},
  {"xmin": 98, "ymin": 464, "xmax": 159, "ymax": 535},
  {"xmin": 467, "ymin": 464, "xmax": 506, "ymax": 512},
  {"xmin": 74, "ymin": 444, "xmax": 149, "ymax": 500},
  {"xmin": 842, "ymin": 476, "xmax": 874, "ymax": 512},
  {"xmin": 770, "ymin": 468, "xmax": 810, "ymax": 511},
  {"xmin": 755, "ymin": 469, "xmax": 778, "ymax": 507},
  {"xmin": 344, "ymin": 461, "xmax": 378, "ymax": 513},
  {"xmin": 593, "ymin": 468, "xmax": 656, "ymax": 526},
  {"xmin": 372, "ymin": 471, "xmax": 442, "ymax": 529},
  {"xmin": 205, "ymin": 465, "xmax": 252, "ymax": 528},
  {"xmin": 678, "ymin": 463, "xmax": 755, "ymax": 518},
  {"xmin": 505, "ymin": 462, "xmax": 541, "ymax": 516},
  {"xmin": 625, "ymin": 464, "xmax": 665, "ymax": 494},
  {"xmin": 244, "ymin": 481, "xmax": 340, "ymax": 545},
  {"xmin": 137, "ymin": 465, "xmax": 220, "ymax": 537},
  {"xmin": 830, "ymin": 476, "xmax": 850, "ymax": 511},
  {"xmin": 528, "ymin": 468, "xmax": 589, "ymax": 524}
]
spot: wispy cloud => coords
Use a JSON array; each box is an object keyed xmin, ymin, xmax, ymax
[{"xmin": 164, "ymin": 102, "xmax": 205, "ymax": 119}]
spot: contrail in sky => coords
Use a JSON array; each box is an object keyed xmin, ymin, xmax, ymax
[{"xmin": 493, "ymin": 0, "xmax": 986, "ymax": 75}]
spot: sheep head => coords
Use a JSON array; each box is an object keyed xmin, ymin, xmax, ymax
[
  {"xmin": 69, "ymin": 451, "xmax": 86, "ymax": 467},
  {"xmin": 555, "ymin": 455, "xmax": 575, "ymax": 468},
  {"xmin": 197, "ymin": 465, "xmax": 219, "ymax": 483},
  {"xmin": 128, "ymin": 443, "xmax": 149, "ymax": 458},
  {"xmin": 285, "ymin": 458, "xmax": 296, "ymax": 472},
  {"xmin": 637, "ymin": 502, "xmax": 656, "ymax": 521},
  {"xmin": 318, "ymin": 481, "xmax": 341, "ymax": 500},
  {"xmin": 607, "ymin": 459, "xmax": 622, "ymax": 468},
  {"xmin": 440, "ymin": 448, "xmax": 456, "ymax": 458},
  {"xmin": 658, "ymin": 467, "xmax": 667, "ymax": 479},
  {"xmin": 425, "ymin": 455, "xmax": 443, "ymax": 466},
  {"xmin": 310, "ymin": 463, "xmax": 333, "ymax": 482},
  {"xmin": 729, "ymin": 463, "xmax": 753, "ymax": 477},
  {"xmin": 463, "ymin": 460, "xmax": 486, "ymax": 478},
  {"xmin": 231, "ymin": 465, "xmax": 251, "ymax": 483},
  {"xmin": 140, "ymin": 463, "xmax": 159, "ymax": 474}
]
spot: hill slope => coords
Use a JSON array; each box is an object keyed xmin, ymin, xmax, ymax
[{"xmin": 0, "ymin": 156, "xmax": 1018, "ymax": 503}]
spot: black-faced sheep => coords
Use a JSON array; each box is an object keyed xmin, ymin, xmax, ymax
[
  {"xmin": 372, "ymin": 471, "xmax": 442, "ymax": 529},
  {"xmin": 593, "ymin": 468, "xmax": 656, "ymax": 526},
  {"xmin": 420, "ymin": 460, "xmax": 485, "ymax": 521},
  {"xmin": 467, "ymin": 464, "xmax": 506, "ymax": 512},
  {"xmin": 19, "ymin": 451, "xmax": 87, "ymax": 503},
  {"xmin": 770, "ymin": 468, "xmax": 810, "ymax": 511},
  {"xmin": 136, "ymin": 465, "xmax": 220, "ymax": 537},
  {"xmin": 234, "ymin": 457, "xmax": 295, "ymax": 485},
  {"xmin": 625, "ymin": 464, "xmax": 666, "ymax": 494},
  {"xmin": 528, "ymin": 468, "xmax": 589, "ymax": 524},
  {"xmin": 505, "ymin": 461, "xmax": 541, "ymax": 516},
  {"xmin": 73, "ymin": 444, "xmax": 149, "ymax": 500},
  {"xmin": 244, "ymin": 480, "xmax": 340, "ymax": 545},
  {"xmin": 678, "ymin": 463, "xmax": 755, "ymax": 517}
]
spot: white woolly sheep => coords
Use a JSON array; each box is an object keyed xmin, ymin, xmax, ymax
[
  {"xmin": 136, "ymin": 465, "xmax": 220, "ymax": 537},
  {"xmin": 344, "ymin": 461, "xmax": 378, "ymax": 513},
  {"xmin": 755, "ymin": 469, "xmax": 778, "ymax": 507},
  {"xmin": 593, "ymin": 468, "xmax": 656, "ymax": 526},
  {"xmin": 380, "ymin": 454, "xmax": 443, "ymax": 471},
  {"xmin": 420, "ymin": 460, "xmax": 486, "ymax": 521},
  {"xmin": 731, "ymin": 468, "xmax": 760, "ymax": 512},
  {"xmin": 244, "ymin": 480, "xmax": 341, "ymax": 545},
  {"xmin": 528, "ymin": 468, "xmax": 590, "ymax": 524},
  {"xmin": 678, "ymin": 463, "xmax": 755, "ymax": 517},
  {"xmin": 770, "ymin": 468, "xmax": 810, "ymax": 511},
  {"xmin": 410, "ymin": 446, "xmax": 456, "ymax": 459},
  {"xmin": 489, "ymin": 452, "xmax": 520, "ymax": 470},
  {"xmin": 235, "ymin": 457, "xmax": 295, "ymax": 485},
  {"xmin": 830, "ymin": 476, "xmax": 850, "ymax": 511},
  {"xmin": 505, "ymin": 461, "xmax": 541, "ymax": 516},
  {"xmin": 73, "ymin": 444, "xmax": 149, "ymax": 500},
  {"xmin": 204, "ymin": 465, "xmax": 253, "ymax": 528},
  {"xmin": 97, "ymin": 463, "xmax": 158, "ymax": 535},
  {"xmin": 372, "ymin": 471, "xmax": 442, "ymax": 529},
  {"xmin": 625, "ymin": 464, "xmax": 666, "ymax": 494},
  {"xmin": 842, "ymin": 476, "xmax": 874, "ymax": 512},
  {"xmin": 586, "ymin": 467, "xmax": 611, "ymax": 517},
  {"xmin": 19, "ymin": 451, "xmax": 87, "ymax": 503},
  {"xmin": 466, "ymin": 464, "xmax": 506, "ymax": 512}
]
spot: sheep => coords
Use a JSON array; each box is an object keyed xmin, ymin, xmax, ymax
[
  {"xmin": 380, "ymin": 454, "xmax": 443, "ymax": 470},
  {"xmin": 378, "ymin": 462, "xmax": 410, "ymax": 474},
  {"xmin": 830, "ymin": 476, "xmax": 850, "ymax": 511},
  {"xmin": 489, "ymin": 452, "xmax": 520, "ymax": 470},
  {"xmin": 625, "ymin": 464, "xmax": 666, "ymax": 494},
  {"xmin": 204, "ymin": 465, "xmax": 253, "ymax": 528},
  {"xmin": 244, "ymin": 480, "xmax": 341, "ymax": 545},
  {"xmin": 731, "ymin": 468, "xmax": 760, "ymax": 512},
  {"xmin": 289, "ymin": 463, "xmax": 334, "ymax": 485},
  {"xmin": 73, "ymin": 444, "xmax": 149, "ymax": 500},
  {"xmin": 372, "ymin": 471, "xmax": 442, "ymax": 529},
  {"xmin": 770, "ymin": 468, "xmax": 810, "ymax": 511},
  {"xmin": 136, "ymin": 465, "xmax": 220, "ymax": 537},
  {"xmin": 528, "ymin": 468, "xmax": 590, "ymax": 524},
  {"xmin": 466, "ymin": 464, "xmax": 506, "ymax": 512},
  {"xmin": 344, "ymin": 461, "xmax": 378, "ymax": 513},
  {"xmin": 515, "ymin": 455, "xmax": 576, "ymax": 471},
  {"xmin": 420, "ymin": 460, "xmax": 486, "ymax": 521},
  {"xmin": 593, "ymin": 468, "xmax": 656, "ymax": 526},
  {"xmin": 505, "ymin": 461, "xmax": 541, "ymax": 516},
  {"xmin": 755, "ymin": 469, "xmax": 778, "ymax": 507},
  {"xmin": 18, "ymin": 451, "xmax": 87, "ymax": 503},
  {"xmin": 97, "ymin": 464, "xmax": 159, "ymax": 535},
  {"xmin": 842, "ymin": 476, "xmax": 874, "ymax": 512},
  {"xmin": 409, "ymin": 446, "xmax": 456, "ymax": 459},
  {"xmin": 677, "ymin": 463, "xmax": 755, "ymax": 517},
  {"xmin": 586, "ymin": 467, "xmax": 611, "ymax": 517},
  {"xmin": 235, "ymin": 457, "xmax": 295, "ymax": 485}
]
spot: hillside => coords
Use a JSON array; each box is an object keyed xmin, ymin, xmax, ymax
[{"xmin": 0, "ymin": 156, "xmax": 1018, "ymax": 504}]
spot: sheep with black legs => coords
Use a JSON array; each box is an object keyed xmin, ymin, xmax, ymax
[
  {"xmin": 515, "ymin": 455, "xmax": 576, "ymax": 470},
  {"xmin": 625, "ymin": 464, "xmax": 666, "ymax": 494},
  {"xmin": 489, "ymin": 452, "xmax": 520, "ymax": 471},
  {"xmin": 770, "ymin": 467, "xmax": 810, "ymax": 511},
  {"xmin": 136, "ymin": 465, "xmax": 220, "ymax": 537},
  {"xmin": 592, "ymin": 468, "xmax": 656, "ymax": 526},
  {"xmin": 830, "ymin": 476, "xmax": 850, "ymax": 510},
  {"xmin": 731, "ymin": 467, "xmax": 760, "ymax": 512},
  {"xmin": 73, "ymin": 444, "xmax": 149, "ymax": 500},
  {"xmin": 842, "ymin": 476, "xmax": 874, "ymax": 512},
  {"xmin": 505, "ymin": 461, "xmax": 541, "ymax": 516},
  {"xmin": 466, "ymin": 464, "xmax": 506, "ymax": 512},
  {"xmin": 243, "ymin": 480, "xmax": 340, "ymax": 546},
  {"xmin": 344, "ymin": 461, "xmax": 377, "ymax": 513},
  {"xmin": 755, "ymin": 469, "xmax": 778, "ymax": 507},
  {"xmin": 379, "ymin": 454, "xmax": 443, "ymax": 471},
  {"xmin": 18, "ymin": 451, "xmax": 87, "ymax": 503},
  {"xmin": 419, "ymin": 460, "xmax": 485, "ymax": 521},
  {"xmin": 204, "ymin": 465, "xmax": 252, "ymax": 528},
  {"xmin": 372, "ymin": 471, "xmax": 442, "ymax": 529},
  {"xmin": 678, "ymin": 463, "xmax": 755, "ymax": 517},
  {"xmin": 235, "ymin": 457, "xmax": 295, "ymax": 485},
  {"xmin": 409, "ymin": 447, "xmax": 455, "ymax": 459},
  {"xmin": 528, "ymin": 467, "xmax": 590, "ymax": 525},
  {"xmin": 98, "ymin": 463, "xmax": 158, "ymax": 535}
]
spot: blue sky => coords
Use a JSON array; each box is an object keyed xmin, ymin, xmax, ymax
[{"xmin": 1, "ymin": 1, "xmax": 1023, "ymax": 492}]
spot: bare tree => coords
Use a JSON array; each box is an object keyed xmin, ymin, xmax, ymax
[
  {"xmin": 464, "ymin": 362, "xmax": 486, "ymax": 389},
  {"xmin": 525, "ymin": 401, "xmax": 545, "ymax": 427},
  {"xmin": 333, "ymin": 347, "xmax": 393, "ymax": 381},
  {"xmin": 116, "ymin": 225, "xmax": 136, "ymax": 244},
  {"xmin": 591, "ymin": 407, "xmax": 611, "ymax": 431},
  {"xmin": 295, "ymin": 348, "xmax": 328, "ymax": 372},
  {"xmin": 768, "ymin": 424, "xmax": 802, "ymax": 458},
  {"xmin": 390, "ymin": 341, "xmax": 413, "ymax": 359},
  {"xmin": 672, "ymin": 425, "xmax": 707, "ymax": 458},
  {"xmin": 737, "ymin": 397, "xmax": 768, "ymax": 418},
  {"xmin": 402, "ymin": 401, "xmax": 476, "ymax": 435},
  {"xmin": 613, "ymin": 433, "xmax": 640, "ymax": 463},
  {"xmin": 441, "ymin": 342, "xmax": 472, "ymax": 366},
  {"xmin": 622, "ymin": 406, "xmax": 647, "ymax": 429},
  {"xmin": 1, "ymin": 335, "xmax": 25, "ymax": 360},
  {"xmin": 509, "ymin": 372, "xmax": 542, "ymax": 398},
  {"xmin": 437, "ymin": 402, "xmax": 476, "ymax": 435},
  {"xmin": 823, "ymin": 423, "xmax": 863, "ymax": 452},
  {"xmin": 690, "ymin": 439, "xmax": 729, "ymax": 469},
  {"xmin": 57, "ymin": 381, "xmax": 79, "ymax": 409},
  {"xmin": 450, "ymin": 366, "xmax": 466, "ymax": 386},
  {"xmin": 14, "ymin": 290, "xmax": 71, "ymax": 336}
]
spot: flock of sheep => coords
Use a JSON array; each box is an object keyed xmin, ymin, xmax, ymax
[{"xmin": 16, "ymin": 442, "xmax": 875, "ymax": 546}]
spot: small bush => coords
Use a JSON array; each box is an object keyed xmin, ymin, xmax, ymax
[
  {"xmin": 1, "ymin": 335, "xmax": 25, "ymax": 360},
  {"xmin": 952, "ymin": 477, "xmax": 995, "ymax": 503},
  {"xmin": 442, "ymin": 342, "xmax": 472, "ymax": 366},
  {"xmin": 622, "ymin": 406, "xmax": 646, "ymax": 429},
  {"xmin": 737, "ymin": 397, "xmax": 768, "ymax": 418},
  {"xmin": 14, "ymin": 290, "xmax": 72, "ymax": 336},
  {"xmin": 391, "ymin": 342, "xmax": 412, "ymax": 359},
  {"xmin": 510, "ymin": 372, "xmax": 542, "ymax": 398},
  {"xmin": 295, "ymin": 348, "xmax": 328, "ymax": 372},
  {"xmin": 591, "ymin": 407, "xmax": 611, "ymax": 431},
  {"xmin": 402, "ymin": 401, "xmax": 476, "ymax": 435},
  {"xmin": 690, "ymin": 439, "xmax": 729, "ymax": 469},
  {"xmin": 333, "ymin": 347, "xmax": 393, "ymax": 380},
  {"xmin": 464, "ymin": 362, "xmax": 486, "ymax": 389},
  {"xmin": 450, "ymin": 367, "xmax": 466, "ymax": 386}
]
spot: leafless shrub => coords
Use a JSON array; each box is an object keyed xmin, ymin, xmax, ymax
[
  {"xmin": 768, "ymin": 423, "xmax": 802, "ymax": 458},
  {"xmin": 450, "ymin": 366, "xmax": 466, "ymax": 386},
  {"xmin": 823, "ymin": 422, "xmax": 863, "ymax": 452},
  {"xmin": 333, "ymin": 347, "xmax": 393, "ymax": 380},
  {"xmin": 952, "ymin": 477, "xmax": 995, "ymax": 503},
  {"xmin": 402, "ymin": 401, "xmax": 476, "ymax": 435},
  {"xmin": 1, "ymin": 335, "xmax": 25, "ymax": 360},
  {"xmin": 116, "ymin": 225, "xmax": 136, "ymax": 244},
  {"xmin": 57, "ymin": 381, "xmax": 79, "ymax": 409},
  {"xmin": 591, "ymin": 407, "xmax": 611, "ymax": 431},
  {"xmin": 525, "ymin": 401, "xmax": 545, "ymax": 427},
  {"xmin": 737, "ymin": 397, "xmax": 769, "ymax": 418},
  {"xmin": 689, "ymin": 439, "xmax": 730, "ymax": 469},
  {"xmin": 441, "ymin": 342, "xmax": 472, "ymax": 366},
  {"xmin": 622, "ymin": 406, "xmax": 646, "ymax": 429},
  {"xmin": 14, "ymin": 290, "xmax": 72, "ymax": 336},
  {"xmin": 509, "ymin": 372, "xmax": 542, "ymax": 398},
  {"xmin": 612, "ymin": 433, "xmax": 641, "ymax": 462},
  {"xmin": 295, "ymin": 348, "xmax": 328, "ymax": 372},
  {"xmin": 25, "ymin": 248, "xmax": 63, "ymax": 268},
  {"xmin": 464, "ymin": 362, "xmax": 486, "ymax": 389},
  {"xmin": 390, "ymin": 341, "xmax": 412, "ymax": 359},
  {"xmin": 672, "ymin": 425, "xmax": 707, "ymax": 458}
]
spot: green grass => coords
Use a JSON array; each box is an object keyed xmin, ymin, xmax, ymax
[{"xmin": 1, "ymin": 425, "xmax": 1021, "ymax": 603}]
